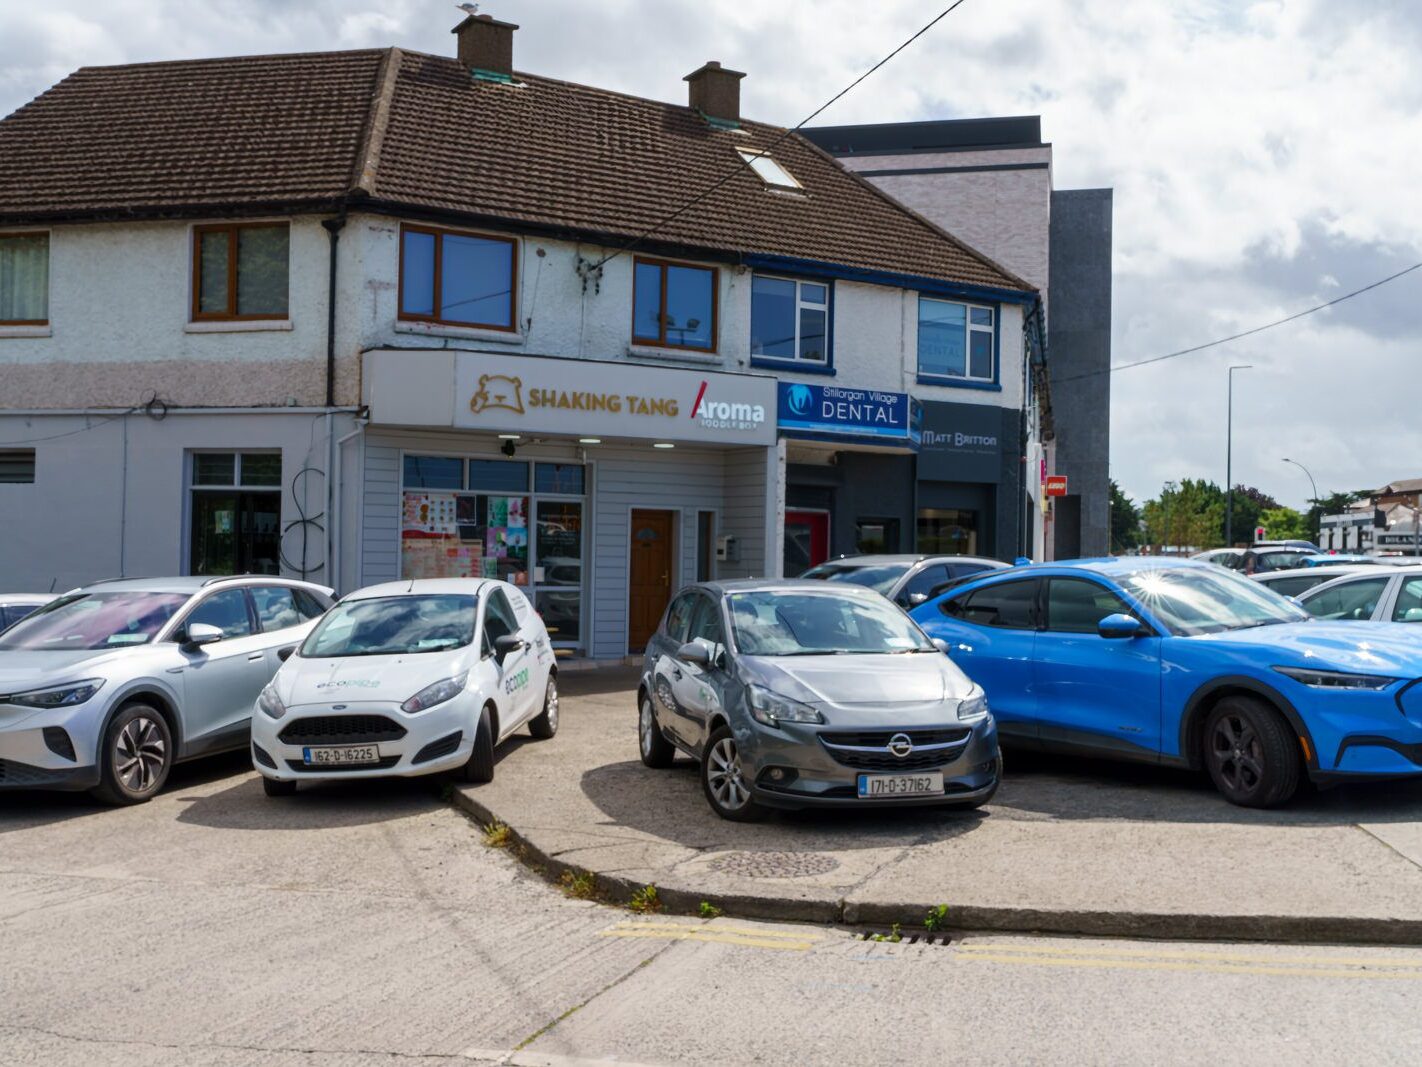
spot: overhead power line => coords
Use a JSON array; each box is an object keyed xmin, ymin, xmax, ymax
[
  {"xmin": 587, "ymin": 0, "xmax": 971, "ymax": 271},
  {"xmin": 1057, "ymin": 259, "xmax": 1422, "ymax": 384}
]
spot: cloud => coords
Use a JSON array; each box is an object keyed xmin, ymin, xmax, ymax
[{"xmin": 1, "ymin": 0, "xmax": 1419, "ymax": 512}]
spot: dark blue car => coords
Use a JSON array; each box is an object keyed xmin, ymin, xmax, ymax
[{"xmin": 911, "ymin": 558, "xmax": 1422, "ymax": 807}]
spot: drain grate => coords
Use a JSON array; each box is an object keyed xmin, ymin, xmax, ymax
[
  {"xmin": 858, "ymin": 930, "xmax": 953, "ymax": 946},
  {"xmin": 707, "ymin": 850, "xmax": 841, "ymax": 879}
]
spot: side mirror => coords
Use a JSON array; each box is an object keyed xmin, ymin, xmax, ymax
[
  {"xmin": 907, "ymin": 592, "xmax": 929, "ymax": 607},
  {"xmin": 277, "ymin": 646, "xmax": 296, "ymax": 662},
  {"xmin": 931, "ymin": 637, "xmax": 951, "ymax": 655},
  {"xmin": 1098, "ymin": 613, "xmax": 1145, "ymax": 640},
  {"xmin": 182, "ymin": 622, "xmax": 224, "ymax": 650},
  {"xmin": 494, "ymin": 634, "xmax": 525, "ymax": 658},
  {"xmin": 675, "ymin": 641, "xmax": 712, "ymax": 668}
]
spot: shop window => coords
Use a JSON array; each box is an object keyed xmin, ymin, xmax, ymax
[
  {"xmin": 0, "ymin": 448, "xmax": 36, "ymax": 483},
  {"xmin": 399, "ymin": 224, "xmax": 516, "ymax": 330},
  {"xmin": 750, "ymin": 275, "xmax": 828, "ymax": 365},
  {"xmin": 192, "ymin": 223, "xmax": 290, "ymax": 320},
  {"xmin": 918, "ymin": 508, "xmax": 978, "ymax": 555},
  {"xmin": 402, "ymin": 488, "xmax": 529, "ymax": 585},
  {"xmin": 535, "ymin": 499, "xmax": 583, "ymax": 643},
  {"xmin": 0, "ymin": 233, "xmax": 48, "ymax": 325},
  {"xmin": 469, "ymin": 459, "xmax": 529, "ymax": 492},
  {"xmin": 403, "ymin": 455, "xmax": 464, "ymax": 489},
  {"xmin": 918, "ymin": 297, "xmax": 995, "ymax": 383},
  {"xmin": 534, "ymin": 463, "xmax": 585, "ymax": 495},
  {"xmin": 189, "ymin": 452, "xmax": 282, "ymax": 576},
  {"xmin": 632, "ymin": 257, "xmax": 716, "ymax": 351},
  {"xmin": 855, "ymin": 518, "xmax": 899, "ymax": 554}
]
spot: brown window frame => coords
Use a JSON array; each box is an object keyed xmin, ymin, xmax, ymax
[
  {"xmin": 397, "ymin": 223, "xmax": 519, "ymax": 333},
  {"xmin": 632, "ymin": 256, "xmax": 719, "ymax": 353},
  {"xmin": 0, "ymin": 231, "xmax": 51, "ymax": 327},
  {"xmin": 190, "ymin": 222, "xmax": 291, "ymax": 323}
]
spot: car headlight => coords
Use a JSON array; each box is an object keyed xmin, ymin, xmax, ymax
[
  {"xmin": 747, "ymin": 684, "xmax": 824, "ymax": 727},
  {"xmin": 957, "ymin": 691, "xmax": 990, "ymax": 723},
  {"xmin": 401, "ymin": 672, "xmax": 469, "ymax": 714},
  {"xmin": 1273, "ymin": 666, "xmax": 1399, "ymax": 691},
  {"xmin": 4, "ymin": 678, "xmax": 105, "ymax": 709},
  {"xmin": 258, "ymin": 684, "xmax": 287, "ymax": 720}
]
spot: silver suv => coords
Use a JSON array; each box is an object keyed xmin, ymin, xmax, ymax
[{"xmin": 0, "ymin": 576, "xmax": 333, "ymax": 804}]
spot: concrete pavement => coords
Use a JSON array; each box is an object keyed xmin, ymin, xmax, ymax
[
  {"xmin": 6, "ymin": 752, "xmax": 1422, "ymax": 1064},
  {"xmin": 454, "ymin": 667, "xmax": 1422, "ymax": 943}
]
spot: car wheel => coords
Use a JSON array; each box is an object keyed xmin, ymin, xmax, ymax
[
  {"xmin": 90, "ymin": 703, "xmax": 173, "ymax": 806},
  {"xmin": 461, "ymin": 705, "xmax": 496, "ymax": 784},
  {"xmin": 1203, "ymin": 696, "xmax": 1300, "ymax": 808},
  {"xmin": 639, "ymin": 693, "xmax": 675, "ymax": 769},
  {"xmin": 529, "ymin": 675, "xmax": 559, "ymax": 740},
  {"xmin": 700, "ymin": 724, "xmax": 765, "ymax": 822},
  {"xmin": 262, "ymin": 777, "xmax": 297, "ymax": 797}
]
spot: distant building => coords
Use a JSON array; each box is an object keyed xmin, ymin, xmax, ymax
[
  {"xmin": 1320, "ymin": 478, "xmax": 1422, "ymax": 556},
  {"xmin": 803, "ymin": 116, "xmax": 1113, "ymax": 559}
]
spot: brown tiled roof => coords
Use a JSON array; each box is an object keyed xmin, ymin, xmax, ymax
[{"xmin": 0, "ymin": 47, "xmax": 1030, "ymax": 293}]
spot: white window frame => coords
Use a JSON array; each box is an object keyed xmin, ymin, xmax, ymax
[
  {"xmin": 749, "ymin": 273, "xmax": 830, "ymax": 366},
  {"xmin": 0, "ymin": 229, "xmax": 51, "ymax": 334},
  {"xmin": 738, "ymin": 150, "xmax": 802, "ymax": 189},
  {"xmin": 918, "ymin": 296, "xmax": 997, "ymax": 384}
]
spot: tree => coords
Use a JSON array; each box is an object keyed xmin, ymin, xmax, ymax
[
  {"xmin": 1109, "ymin": 481, "xmax": 1141, "ymax": 553},
  {"xmin": 1142, "ymin": 479, "xmax": 1226, "ymax": 551},
  {"xmin": 1258, "ymin": 506, "xmax": 1309, "ymax": 542},
  {"xmin": 1228, "ymin": 485, "xmax": 1280, "ymax": 546}
]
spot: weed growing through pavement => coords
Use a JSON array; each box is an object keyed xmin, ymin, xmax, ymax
[
  {"xmin": 699, "ymin": 901, "xmax": 723, "ymax": 919},
  {"xmin": 924, "ymin": 905, "xmax": 950, "ymax": 932},
  {"xmin": 868, "ymin": 923, "xmax": 903, "ymax": 943},
  {"xmin": 560, "ymin": 870, "xmax": 597, "ymax": 899},
  {"xmin": 629, "ymin": 885, "xmax": 662, "ymax": 913},
  {"xmin": 483, "ymin": 821, "xmax": 512, "ymax": 848}
]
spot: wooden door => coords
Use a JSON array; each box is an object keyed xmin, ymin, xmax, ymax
[{"xmin": 629, "ymin": 509, "xmax": 675, "ymax": 652}]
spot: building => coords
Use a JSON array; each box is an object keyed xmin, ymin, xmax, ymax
[
  {"xmin": 0, "ymin": 14, "xmax": 1042, "ymax": 658},
  {"xmin": 1320, "ymin": 479, "xmax": 1422, "ymax": 557},
  {"xmin": 803, "ymin": 116, "xmax": 1113, "ymax": 559}
]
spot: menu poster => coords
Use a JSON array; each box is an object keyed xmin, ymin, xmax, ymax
[{"xmin": 402, "ymin": 492, "xmax": 457, "ymax": 535}]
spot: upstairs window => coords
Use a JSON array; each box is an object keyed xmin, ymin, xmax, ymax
[
  {"xmin": 400, "ymin": 224, "xmax": 517, "ymax": 330},
  {"xmin": 633, "ymin": 257, "xmax": 716, "ymax": 351},
  {"xmin": 192, "ymin": 223, "xmax": 290, "ymax": 321},
  {"xmin": 0, "ymin": 449, "xmax": 36, "ymax": 483},
  {"xmin": 750, "ymin": 275, "xmax": 828, "ymax": 364},
  {"xmin": 918, "ymin": 297, "xmax": 995, "ymax": 383},
  {"xmin": 738, "ymin": 150, "xmax": 801, "ymax": 189},
  {"xmin": 0, "ymin": 233, "xmax": 49, "ymax": 325}
]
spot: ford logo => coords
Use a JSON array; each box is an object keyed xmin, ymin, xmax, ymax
[{"xmin": 887, "ymin": 733, "xmax": 913, "ymax": 758}]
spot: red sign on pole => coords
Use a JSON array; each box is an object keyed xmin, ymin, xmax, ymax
[{"xmin": 1045, "ymin": 475, "xmax": 1068, "ymax": 498}]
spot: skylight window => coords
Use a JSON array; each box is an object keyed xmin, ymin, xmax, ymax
[{"xmin": 738, "ymin": 150, "xmax": 802, "ymax": 189}]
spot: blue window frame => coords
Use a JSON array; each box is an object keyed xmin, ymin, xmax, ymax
[
  {"xmin": 750, "ymin": 275, "xmax": 831, "ymax": 371},
  {"xmin": 534, "ymin": 463, "xmax": 586, "ymax": 495},
  {"xmin": 632, "ymin": 257, "xmax": 717, "ymax": 351},
  {"xmin": 918, "ymin": 296, "xmax": 996, "ymax": 385},
  {"xmin": 399, "ymin": 224, "xmax": 517, "ymax": 330},
  {"xmin": 403, "ymin": 455, "xmax": 464, "ymax": 490},
  {"xmin": 468, "ymin": 459, "xmax": 529, "ymax": 493}
]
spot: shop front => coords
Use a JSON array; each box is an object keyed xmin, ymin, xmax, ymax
[
  {"xmin": 355, "ymin": 349, "xmax": 778, "ymax": 658},
  {"xmin": 777, "ymin": 381, "xmax": 922, "ymax": 575},
  {"xmin": 916, "ymin": 399, "xmax": 1023, "ymax": 561}
]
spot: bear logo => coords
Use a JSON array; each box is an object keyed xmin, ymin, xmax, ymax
[{"xmin": 469, "ymin": 374, "xmax": 525, "ymax": 415}]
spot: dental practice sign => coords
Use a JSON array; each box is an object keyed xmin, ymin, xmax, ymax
[{"xmin": 776, "ymin": 382, "xmax": 922, "ymax": 449}]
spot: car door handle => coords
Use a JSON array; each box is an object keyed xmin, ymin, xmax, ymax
[{"xmin": 247, "ymin": 652, "xmax": 265, "ymax": 661}]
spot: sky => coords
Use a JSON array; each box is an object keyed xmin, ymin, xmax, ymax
[{"xmin": 3, "ymin": 0, "xmax": 1420, "ymax": 511}]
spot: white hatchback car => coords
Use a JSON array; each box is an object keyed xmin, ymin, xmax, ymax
[{"xmin": 251, "ymin": 578, "xmax": 557, "ymax": 795}]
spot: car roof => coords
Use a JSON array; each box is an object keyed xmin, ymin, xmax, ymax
[
  {"xmin": 342, "ymin": 578, "xmax": 498, "ymax": 601},
  {"xmin": 958, "ymin": 556, "xmax": 1221, "ymax": 580},
  {"xmin": 697, "ymin": 578, "xmax": 890, "ymax": 597},
  {"xmin": 810, "ymin": 553, "xmax": 1003, "ymax": 567},
  {"xmin": 1255, "ymin": 565, "xmax": 1373, "ymax": 581},
  {"xmin": 67, "ymin": 576, "xmax": 332, "ymax": 596}
]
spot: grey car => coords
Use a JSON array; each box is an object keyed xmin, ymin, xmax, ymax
[
  {"xmin": 0, "ymin": 576, "xmax": 333, "ymax": 803},
  {"xmin": 800, "ymin": 554, "xmax": 1006, "ymax": 610},
  {"xmin": 637, "ymin": 579, "xmax": 1001, "ymax": 821},
  {"xmin": 1297, "ymin": 566, "xmax": 1422, "ymax": 624}
]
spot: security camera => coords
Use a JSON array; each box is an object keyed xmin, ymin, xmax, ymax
[{"xmin": 501, "ymin": 439, "xmax": 517, "ymax": 457}]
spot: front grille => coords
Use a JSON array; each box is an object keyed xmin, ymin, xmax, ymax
[
  {"xmin": 43, "ymin": 727, "xmax": 76, "ymax": 762},
  {"xmin": 285, "ymin": 756, "xmax": 401, "ymax": 774},
  {"xmin": 0, "ymin": 758, "xmax": 74, "ymax": 787},
  {"xmin": 279, "ymin": 715, "xmax": 407, "ymax": 745},
  {"xmin": 820, "ymin": 727, "xmax": 971, "ymax": 772},
  {"xmin": 413, "ymin": 731, "xmax": 462, "ymax": 765},
  {"xmin": 252, "ymin": 742, "xmax": 277, "ymax": 769}
]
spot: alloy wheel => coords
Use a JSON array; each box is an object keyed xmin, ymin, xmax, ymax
[
  {"xmin": 706, "ymin": 736, "xmax": 750, "ymax": 811},
  {"xmin": 640, "ymin": 700, "xmax": 655, "ymax": 758},
  {"xmin": 1210, "ymin": 713, "xmax": 1263, "ymax": 795},
  {"xmin": 545, "ymin": 680, "xmax": 559, "ymax": 731},
  {"xmin": 115, "ymin": 715, "xmax": 167, "ymax": 794}
]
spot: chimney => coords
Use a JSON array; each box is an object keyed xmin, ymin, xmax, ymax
[
  {"xmin": 684, "ymin": 60, "xmax": 746, "ymax": 128},
  {"xmin": 453, "ymin": 13, "xmax": 518, "ymax": 82}
]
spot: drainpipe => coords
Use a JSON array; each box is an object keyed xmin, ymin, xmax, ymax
[
  {"xmin": 321, "ymin": 216, "xmax": 347, "ymax": 409},
  {"xmin": 331, "ymin": 419, "xmax": 366, "ymax": 595}
]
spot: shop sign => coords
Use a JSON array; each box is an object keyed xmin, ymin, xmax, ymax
[
  {"xmin": 776, "ymin": 382, "xmax": 921, "ymax": 448},
  {"xmin": 918, "ymin": 400, "xmax": 1007, "ymax": 483},
  {"xmin": 1045, "ymin": 475, "xmax": 1068, "ymax": 497},
  {"xmin": 364, "ymin": 349, "xmax": 776, "ymax": 446}
]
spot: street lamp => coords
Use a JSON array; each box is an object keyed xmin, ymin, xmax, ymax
[
  {"xmin": 1162, "ymin": 479, "xmax": 1178, "ymax": 555},
  {"xmin": 1281, "ymin": 457, "xmax": 1318, "ymax": 505},
  {"xmin": 1225, "ymin": 365, "xmax": 1252, "ymax": 547}
]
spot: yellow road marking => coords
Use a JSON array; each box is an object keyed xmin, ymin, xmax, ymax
[
  {"xmin": 954, "ymin": 942, "xmax": 1422, "ymax": 970},
  {"xmin": 955, "ymin": 951, "xmax": 1422, "ymax": 981}
]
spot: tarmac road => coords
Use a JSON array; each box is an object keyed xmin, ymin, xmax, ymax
[{"xmin": 3, "ymin": 752, "xmax": 1422, "ymax": 1066}]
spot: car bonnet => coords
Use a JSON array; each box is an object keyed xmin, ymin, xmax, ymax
[
  {"xmin": 743, "ymin": 651, "xmax": 974, "ymax": 711},
  {"xmin": 1196, "ymin": 621, "xmax": 1422, "ymax": 677},
  {"xmin": 277, "ymin": 647, "xmax": 473, "ymax": 708}
]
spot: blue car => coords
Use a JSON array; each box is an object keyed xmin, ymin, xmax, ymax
[{"xmin": 910, "ymin": 558, "xmax": 1422, "ymax": 807}]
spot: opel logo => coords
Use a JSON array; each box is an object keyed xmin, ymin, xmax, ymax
[{"xmin": 887, "ymin": 733, "xmax": 914, "ymax": 758}]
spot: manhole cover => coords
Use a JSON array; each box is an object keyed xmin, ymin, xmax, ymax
[{"xmin": 707, "ymin": 851, "xmax": 841, "ymax": 879}]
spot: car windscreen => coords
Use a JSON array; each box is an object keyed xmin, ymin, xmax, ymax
[
  {"xmin": 728, "ymin": 590, "xmax": 936, "ymax": 656},
  {"xmin": 798, "ymin": 562, "xmax": 911, "ymax": 595},
  {"xmin": 299, "ymin": 594, "xmax": 477, "ymax": 658},
  {"xmin": 0, "ymin": 592, "xmax": 189, "ymax": 651},
  {"xmin": 1119, "ymin": 567, "xmax": 1308, "ymax": 636}
]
